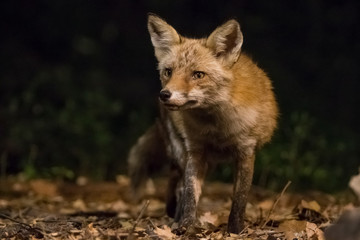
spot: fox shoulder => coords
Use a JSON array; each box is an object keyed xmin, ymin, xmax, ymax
[{"xmin": 230, "ymin": 54, "xmax": 279, "ymax": 145}]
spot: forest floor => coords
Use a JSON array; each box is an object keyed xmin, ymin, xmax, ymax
[{"xmin": 0, "ymin": 176, "xmax": 358, "ymax": 239}]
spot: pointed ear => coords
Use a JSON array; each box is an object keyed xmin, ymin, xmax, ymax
[
  {"xmin": 206, "ymin": 20, "xmax": 243, "ymax": 67},
  {"xmin": 147, "ymin": 13, "xmax": 180, "ymax": 60}
]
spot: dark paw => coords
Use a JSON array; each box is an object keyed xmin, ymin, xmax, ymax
[
  {"xmin": 172, "ymin": 226, "xmax": 187, "ymax": 235},
  {"xmin": 173, "ymin": 218, "xmax": 200, "ymax": 236},
  {"xmin": 179, "ymin": 216, "xmax": 195, "ymax": 228}
]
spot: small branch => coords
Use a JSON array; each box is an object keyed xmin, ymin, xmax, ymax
[
  {"xmin": 0, "ymin": 213, "xmax": 32, "ymax": 228},
  {"xmin": 148, "ymin": 218, "xmax": 157, "ymax": 229},
  {"xmin": 0, "ymin": 213, "xmax": 45, "ymax": 237},
  {"xmin": 127, "ymin": 200, "xmax": 150, "ymax": 240},
  {"xmin": 261, "ymin": 181, "xmax": 291, "ymax": 228}
]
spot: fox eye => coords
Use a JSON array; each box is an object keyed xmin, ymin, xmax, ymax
[
  {"xmin": 192, "ymin": 71, "xmax": 205, "ymax": 80},
  {"xmin": 163, "ymin": 68, "xmax": 172, "ymax": 77}
]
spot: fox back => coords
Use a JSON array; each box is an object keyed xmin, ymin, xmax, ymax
[{"xmin": 128, "ymin": 14, "xmax": 278, "ymax": 234}]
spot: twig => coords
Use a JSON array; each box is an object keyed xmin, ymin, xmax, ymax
[
  {"xmin": 0, "ymin": 213, "xmax": 45, "ymax": 237},
  {"xmin": 127, "ymin": 200, "xmax": 150, "ymax": 240},
  {"xmin": 0, "ymin": 213, "xmax": 32, "ymax": 228},
  {"xmin": 148, "ymin": 218, "xmax": 157, "ymax": 229},
  {"xmin": 261, "ymin": 180, "xmax": 291, "ymax": 228}
]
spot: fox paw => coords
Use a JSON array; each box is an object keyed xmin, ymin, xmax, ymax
[
  {"xmin": 173, "ymin": 218, "xmax": 200, "ymax": 235},
  {"xmin": 179, "ymin": 217, "xmax": 195, "ymax": 228}
]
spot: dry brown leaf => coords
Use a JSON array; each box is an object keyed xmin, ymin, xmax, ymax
[
  {"xmin": 145, "ymin": 179, "xmax": 156, "ymax": 195},
  {"xmin": 258, "ymin": 199, "xmax": 274, "ymax": 211},
  {"xmin": 306, "ymin": 222, "xmax": 325, "ymax": 240},
  {"xmin": 29, "ymin": 179, "xmax": 58, "ymax": 197},
  {"xmin": 154, "ymin": 225, "xmax": 176, "ymax": 239},
  {"xmin": 296, "ymin": 199, "xmax": 326, "ymax": 223},
  {"xmin": 72, "ymin": 199, "xmax": 87, "ymax": 211},
  {"xmin": 209, "ymin": 231, "xmax": 224, "ymax": 239},
  {"xmin": 0, "ymin": 199, "xmax": 9, "ymax": 207},
  {"xmin": 247, "ymin": 228, "xmax": 255, "ymax": 235},
  {"xmin": 119, "ymin": 220, "xmax": 133, "ymax": 230},
  {"xmin": 279, "ymin": 219, "xmax": 307, "ymax": 231},
  {"xmin": 279, "ymin": 220, "xmax": 306, "ymax": 240},
  {"xmin": 199, "ymin": 211, "xmax": 219, "ymax": 226},
  {"xmin": 116, "ymin": 174, "xmax": 130, "ymax": 186},
  {"xmin": 110, "ymin": 199, "xmax": 128, "ymax": 212},
  {"xmin": 301, "ymin": 200, "xmax": 321, "ymax": 212},
  {"xmin": 76, "ymin": 176, "xmax": 89, "ymax": 186},
  {"xmin": 87, "ymin": 223, "xmax": 99, "ymax": 236},
  {"xmin": 146, "ymin": 199, "xmax": 165, "ymax": 217},
  {"xmin": 228, "ymin": 233, "xmax": 241, "ymax": 239}
]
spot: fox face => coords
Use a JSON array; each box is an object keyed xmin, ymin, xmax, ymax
[{"xmin": 148, "ymin": 14, "xmax": 243, "ymax": 110}]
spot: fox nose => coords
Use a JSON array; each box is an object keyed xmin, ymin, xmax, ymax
[{"xmin": 159, "ymin": 90, "xmax": 172, "ymax": 102}]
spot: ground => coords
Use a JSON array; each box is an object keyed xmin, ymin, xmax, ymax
[{"xmin": 0, "ymin": 176, "xmax": 358, "ymax": 239}]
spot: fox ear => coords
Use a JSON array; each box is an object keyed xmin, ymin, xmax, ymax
[
  {"xmin": 148, "ymin": 14, "xmax": 180, "ymax": 60},
  {"xmin": 206, "ymin": 20, "xmax": 243, "ymax": 67}
]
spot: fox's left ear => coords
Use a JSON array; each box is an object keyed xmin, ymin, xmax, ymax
[{"xmin": 206, "ymin": 20, "xmax": 243, "ymax": 67}]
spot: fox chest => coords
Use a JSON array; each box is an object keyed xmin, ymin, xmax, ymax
[
  {"xmin": 181, "ymin": 111, "xmax": 250, "ymax": 150},
  {"xmin": 167, "ymin": 108, "xmax": 255, "ymax": 163}
]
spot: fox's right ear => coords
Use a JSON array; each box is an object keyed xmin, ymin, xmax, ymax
[{"xmin": 147, "ymin": 13, "xmax": 180, "ymax": 60}]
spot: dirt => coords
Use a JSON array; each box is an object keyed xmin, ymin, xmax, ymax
[{"xmin": 0, "ymin": 176, "xmax": 358, "ymax": 239}]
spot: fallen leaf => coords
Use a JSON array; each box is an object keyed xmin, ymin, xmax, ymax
[
  {"xmin": 87, "ymin": 223, "xmax": 99, "ymax": 236},
  {"xmin": 116, "ymin": 174, "xmax": 130, "ymax": 186},
  {"xmin": 306, "ymin": 222, "xmax": 325, "ymax": 240},
  {"xmin": 258, "ymin": 199, "xmax": 274, "ymax": 211},
  {"xmin": 72, "ymin": 199, "xmax": 87, "ymax": 211},
  {"xmin": 119, "ymin": 220, "xmax": 133, "ymax": 230},
  {"xmin": 247, "ymin": 228, "xmax": 255, "ymax": 235},
  {"xmin": 199, "ymin": 211, "xmax": 219, "ymax": 226},
  {"xmin": 110, "ymin": 199, "xmax": 128, "ymax": 212},
  {"xmin": 154, "ymin": 225, "xmax": 176, "ymax": 239},
  {"xmin": 279, "ymin": 220, "xmax": 306, "ymax": 240},
  {"xmin": 76, "ymin": 176, "xmax": 89, "ymax": 186},
  {"xmin": 296, "ymin": 200, "xmax": 326, "ymax": 223},
  {"xmin": 146, "ymin": 199, "xmax": 166, "ymax": 217},
  {"xmin": 301, "ymin": 200, "xmax": 321, "ymax": 212},
  {"xmin": 29, "ymin": 179, "xmax": 58, "ymax": 197}
]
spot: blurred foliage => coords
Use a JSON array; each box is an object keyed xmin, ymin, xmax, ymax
[
  {"xmin": 0, "ymin": 0, "xmax": 359, "ymax": 191},
  {"xmin": 212, "ymin": 111, "xmax": 358, "ymax": 192},
  {"xmin": 255, "ymin": 112, "xmax": 358, "ymax": 192}
]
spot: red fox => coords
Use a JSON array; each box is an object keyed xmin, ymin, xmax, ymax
[{"xmin": 128, "ymin": 13, "xmax": 278, "ymax": 233}]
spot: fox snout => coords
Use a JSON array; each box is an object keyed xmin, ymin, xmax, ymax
[
  {"xmin": 159, "ymin": 89, "xmax": 199, "ymax": 110},
  {"xmin": 159, "ymin": 89, "xmax": 171, "ymax": 102}
]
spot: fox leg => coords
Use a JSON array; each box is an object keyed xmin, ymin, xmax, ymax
[
  {"xmin": 228, "ymin": 150, "xmax": 255, "ymax": 234},
  {"xmin": 127, "ymin": 122, "xmax": 167, "ymax": 201},
  {"xmin": 178, "ymin": 151, "xmax": 207, "ymax": 227}
]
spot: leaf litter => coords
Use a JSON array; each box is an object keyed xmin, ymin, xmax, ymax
[{"xmin": 0, "ymin": 175, "xmax": 359, "ymax": 239}]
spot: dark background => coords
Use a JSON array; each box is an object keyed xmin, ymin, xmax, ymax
[{"xmin": 1, "ymin": 0, "xmax": 359, "ymax": 192}]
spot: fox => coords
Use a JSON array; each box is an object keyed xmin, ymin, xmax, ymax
[{"xmin": 128, "ymin": 13, "xmax": 278, "ymax": 234}]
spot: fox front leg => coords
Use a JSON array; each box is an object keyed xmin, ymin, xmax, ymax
[
  {"xmin": 228, "ymin": 150, "xmax": 255, "ymax": 234},
  {"xmin": 178, "ymin": 151, "xmax": 207, "ymax": 227}
]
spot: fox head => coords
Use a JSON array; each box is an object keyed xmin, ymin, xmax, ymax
[{"xmin": 148, "ymin": 14, "xmax": 243, "ymax": 111}]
